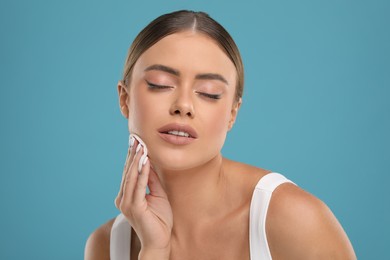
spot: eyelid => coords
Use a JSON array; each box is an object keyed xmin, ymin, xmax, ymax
[
  {"xmin": 146, "ymin": 80, "xmax": 221, "ymax": 100},
  {"xmin": 196, "ymin": 91, "xmax": 222, "ymax": 100},
  {"xmin": 145, "ymin": 80, "xmax": 173, "ymax": 89}
]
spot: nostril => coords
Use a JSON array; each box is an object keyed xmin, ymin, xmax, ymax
[{"xmin": 170, "ymin": 105, "xmax": 195, "ymax": 118}]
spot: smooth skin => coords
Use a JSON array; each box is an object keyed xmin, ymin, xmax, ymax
[{"xmin": 85, "ymin": 31, "xmax": 356, "ymax": 259}]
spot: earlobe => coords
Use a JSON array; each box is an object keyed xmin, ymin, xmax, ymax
[
  {"xmin": 120, "ymin": 105, "xmax": 128, "ymax": 118},
  {"xmin": 117, "ymin": 80, "xmax": 130, "ymax": 119},
  {"xmin": 228, "ymin": 118, "xmax": 236, "ymax": 131},
  {"xmin": 228, "ymin": 98, "xmax": 242, "ymax": 131}
]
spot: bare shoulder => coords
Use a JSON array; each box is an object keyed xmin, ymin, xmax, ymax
[
  {"xmin": 266, "ymin": 183, "xmax": 356, "ymax": 259},
  {"xmin": 84, "ymin": 218, "xmax": 116, "ymax": 260},
  {"xmin": 222, "ymin": 157, "xmax": 271, "ymax": 184}
]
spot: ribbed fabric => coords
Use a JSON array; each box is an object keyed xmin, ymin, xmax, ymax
[{"xmin": 110, "ymin": 172, "xmax": 295, "ymax": 260}]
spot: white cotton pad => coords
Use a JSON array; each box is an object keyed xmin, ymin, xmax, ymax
[{"xmin": 129, "ymin": 134, "xmax": 148, "ymax": 173}]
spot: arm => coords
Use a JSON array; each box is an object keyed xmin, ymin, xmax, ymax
[
  {"xmin": 266, "ymin": 183, "xmax": 356, "ymax": 260},
  {"xmin": 84, "ymin": 219, "xmax": 114, "ymax": 260}
]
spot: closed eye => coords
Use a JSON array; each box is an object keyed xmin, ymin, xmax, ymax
[
  {"xmin": 146, "ymin": 80, "xmax": 173, "ymax": 90},
  {"xmin": 197, "ymin": 92, "xmax": 222, "ymax": 100}
]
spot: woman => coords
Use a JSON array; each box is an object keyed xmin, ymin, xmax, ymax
[{"xmin": 85, "ymin": 10, "xmax": 356, "ymax": 259}]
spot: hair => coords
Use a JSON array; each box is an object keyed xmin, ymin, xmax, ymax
[{"xmin": 122, "ymin": 10, "xmax": 244, "ymax": 102}]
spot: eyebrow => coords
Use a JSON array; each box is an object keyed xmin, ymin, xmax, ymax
[
  {"xmin": 145, "ymin": 64, "xmax": 180, "ymax": 76},
  {"xmin": 195, "ymin": 73, "xmax": 228, "ymax": 85},
  {"xmin": 144, "ymin": 64, "xmax": 229, "ymax": 85}
]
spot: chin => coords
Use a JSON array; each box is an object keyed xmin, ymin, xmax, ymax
[
  {"xmin": 150, "ymin": 153, "xmax": 195, "ymax": 171},
  {"xmin": 149, "ymin": 151, "xmax": 213, "ymax": 172}
]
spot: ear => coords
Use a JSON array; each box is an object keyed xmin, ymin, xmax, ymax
[
  {"xmin": 228, "ymin": 98, "xmax": 242, "ymax": 131},
  {"xmin": 117, "ymin": 80, "xmax": 130, "ymax": 119}
]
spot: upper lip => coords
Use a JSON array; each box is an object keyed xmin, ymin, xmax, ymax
[{"xmin": 158, "ymin": 123, "xmax": 198, "ymax": 138}]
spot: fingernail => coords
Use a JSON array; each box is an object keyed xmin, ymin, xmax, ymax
[
  {"xmin": 136, "ymin": 143, "xmax": 142, "ymax": 153},
  {"xmin": 142, "ymin": 156, "xmax": 148, "ymax": 165},
  {"xmin": 129, "ymin": 135, "xmax": 135, "ymax": 148}
]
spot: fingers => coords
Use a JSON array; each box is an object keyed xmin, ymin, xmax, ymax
[
  {"xmin": 115, "ymin": 134, "xmax": 167, "ymax": 216},
  {"xmin": 115, "ymin": 137, "xmax": 138, "ymax": 209},
  {"xmin": 120, "ymin": 145, "xmax": 148, "ymax": 212},
  {"xmin": 133, "ymin": 157, "xmax": 150, "ymax": 205}
]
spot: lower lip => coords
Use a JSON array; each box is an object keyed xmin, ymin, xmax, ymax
[{"xmin": 158, "ymin": 132, "xmax": 196, "ymax": 145}]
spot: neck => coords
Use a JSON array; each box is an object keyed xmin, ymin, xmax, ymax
[{"xmin": 153, "ymin": 154, "xmax": 228, "ymax": 227}]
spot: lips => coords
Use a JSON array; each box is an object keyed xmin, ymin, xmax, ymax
[
  {"xmin": 157, "ymin": 123, "xmax": 198, "ymax": 145},
  {"xmin": 158, "ymin": 123, "xmax": 198, "ymax": 138}
]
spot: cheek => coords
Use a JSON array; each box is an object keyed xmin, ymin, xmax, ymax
[
  {"xmin": 127, "ymin": 88, "xmax": 162, "ymax": 133},
  {"xmin": 207, "ymin": 111, "xmax": 229, "ymax": 134},
  {"xmin": 200, "ymin": 105, "xmax": 231, "ymax": 147}
]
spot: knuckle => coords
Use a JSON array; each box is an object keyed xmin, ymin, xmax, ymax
[
  {"xmin": 119, "ymin": 196, "xmax": 135, "ymax": 212},
  {"xmin": 114, "ymin": 196, "xmax": 121, "ymax": 209},
  {"xmin": 119, "ymin": 202, "xmax": 138, "ymax": 219},
  {"xmin": 119, "ymin": 202, "xmax": 128, "ymax": 213}
]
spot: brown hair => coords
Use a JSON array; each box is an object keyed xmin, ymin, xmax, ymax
[{"xmin": 122, "ymin": 10, "xmax": 244, "ymax": 102}]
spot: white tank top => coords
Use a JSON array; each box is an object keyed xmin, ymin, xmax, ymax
[{"xmin": 110, "ymin": 172, "xmax": 295, "ymax": 260}]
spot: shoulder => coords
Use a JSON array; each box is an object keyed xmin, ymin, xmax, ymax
[
  {"xmin": 222, "ymin": 158, "xmax": 271, "ymax": 185},
  {"xmin": 266, "ymin": 182, "xmax": 356, "ymax": 259},
  {"xmin": 84, "ymin": 218, "xmax": 116, "ymax": 260}
]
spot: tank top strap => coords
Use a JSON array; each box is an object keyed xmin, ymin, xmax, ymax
[
  {"xmin": 110, "ymin": 213, "xmax": 131, "ymax": 260},
  {"xmin": 109, "ymin": 173, "xmax": 295, "ymax": 260},
  {"xmin": 249, "ymin": 172, "xmax": 296, "ymax": 260},
  {"xmin": 255, "ymin": 172, "xmax": 295, "ymax": 192}
]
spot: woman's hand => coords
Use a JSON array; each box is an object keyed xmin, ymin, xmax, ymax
[{"xmin": 115, "ymin": 139, "xmax": 173, "ymax": 257}]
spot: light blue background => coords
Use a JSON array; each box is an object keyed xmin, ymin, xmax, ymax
[{"xmin": 0, "ymin": 0, "xmax": 389, "ymax": 259}]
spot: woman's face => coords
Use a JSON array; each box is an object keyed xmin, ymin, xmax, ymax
[{"xmin": 121, "ymin": 31, "xmax": 240, "ymax": 171}]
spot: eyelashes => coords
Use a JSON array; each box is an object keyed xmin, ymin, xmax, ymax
[
  {"xmin": 197, "ymin": 92, "xmax": 221, "ymax": 100},
  {"xmin": 146, "ymin": 81, "xmax": 172, "ymax": 89},
  {"xmin": 146, "ymin": 81, "xmax": 172, "ymax": 90},
  {"xmin": 146, "ymin": 80, "xmax": 222, "ymax": 100}
]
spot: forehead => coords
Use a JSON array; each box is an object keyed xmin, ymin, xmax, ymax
[{"xmin": 133, "ymin": 31, "xmax": 236, "ymax": 81}]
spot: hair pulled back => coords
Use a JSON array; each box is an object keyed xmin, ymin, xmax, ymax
[{"xmin": 122, "ymin": 10, "xmax": 244, "ymax": 102}]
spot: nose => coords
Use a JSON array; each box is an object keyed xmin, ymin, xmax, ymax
[{"xmin": 169, "ymin": 89, "xmax": 195, "ymax": 118}]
